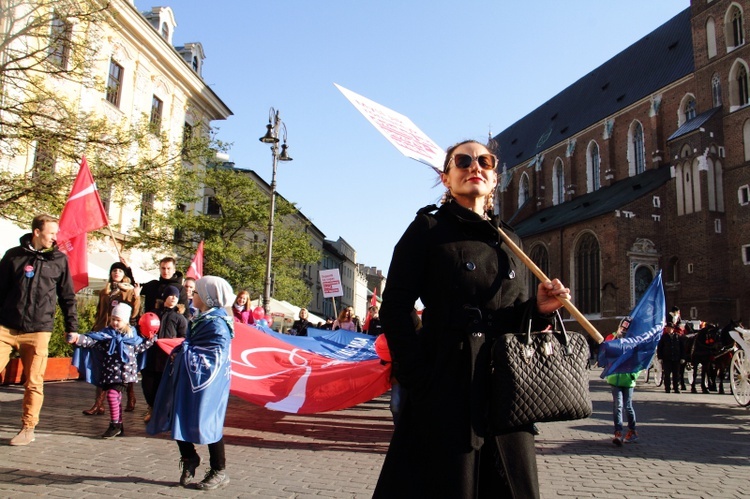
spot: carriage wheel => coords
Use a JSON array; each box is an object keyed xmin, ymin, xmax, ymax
[
  {"xmin": 654, "ymin": 358, "xmax": 663, "ymax": 387},
  {"xmin": 730, "ymin": 349, "xmax": 750, "ymax": 407}
]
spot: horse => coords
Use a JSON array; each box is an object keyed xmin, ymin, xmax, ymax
[{"xmin": 684, "ymin": 321, "xmax": 738, "ymax": 394}]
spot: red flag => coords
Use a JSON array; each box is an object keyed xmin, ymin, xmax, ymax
[
  {"xmin": 363, "ymin": 287, "xmax": 378, "ymax": 331},
  {"xmin": 57, "ymin": 157, "xmax": 109, "ymax": 292},
  {"xmin": 185, "ymin": 240, "xmax": 204, "ymax": 279},
  {"xmin": 57, "ymin": 234, "xmax": 89, "ymax": 292}
]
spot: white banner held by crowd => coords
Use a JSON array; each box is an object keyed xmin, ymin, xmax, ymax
[{"xmin": 335, "ymin": 83, "xmax": 445, "ymax": 171}]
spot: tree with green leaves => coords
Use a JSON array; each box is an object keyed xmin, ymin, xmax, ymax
[
  {"xmin": 0, "ymin": 0, "xmax": 221, "ymax": 225},
  {"xmin": 131, "ymin": 164, "xmax": 321, "ymax": 307}
]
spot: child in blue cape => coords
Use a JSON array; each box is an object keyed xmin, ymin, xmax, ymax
[
  {"xmin": 147, "ymin": 276, "xmax": 235, "ymax": 491},
  {"xmin": 68, "ymin": 303, "xmax": 154, "ymax": 438}
]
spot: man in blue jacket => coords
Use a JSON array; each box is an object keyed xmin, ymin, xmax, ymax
[{"xmin": 0, "ymin": 214, "xmax": 78, "ymax": 446}]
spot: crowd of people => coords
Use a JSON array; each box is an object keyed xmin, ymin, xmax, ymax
[
  {"xmin": 0, "ymin": 214, "xmax": 390, "ymax": 491},
  {"xmin": 1, "ymin": 140, "xmax": 627, "ymax": 498}
]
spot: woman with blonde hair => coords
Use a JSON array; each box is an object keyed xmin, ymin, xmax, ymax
[{"xmin": 232, "ymin": 290, "xmax": 253, "ymax": 324}]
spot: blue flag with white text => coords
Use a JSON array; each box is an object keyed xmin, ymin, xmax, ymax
[{"xmin": 599, "ymin": 271, "xmax": 666, "ymax": 377}]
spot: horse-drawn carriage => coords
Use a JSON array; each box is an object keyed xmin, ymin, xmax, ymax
[
  {"xmin": 642, "ymin": 321, "xmax": 741, "ymax": 401},
  {"xmin": 729, "ymin": 325, "xmax": 750, "ymax": 406}
]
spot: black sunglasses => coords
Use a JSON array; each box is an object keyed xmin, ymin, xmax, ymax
[{"xmin": 450, "ymin": 153, "xmax": 497, "ymax": 170}]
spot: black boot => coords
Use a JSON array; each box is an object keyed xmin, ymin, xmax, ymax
[
  {"xmin": 102, "ymin": 422, "xmax": 124, "ymax": 439},
  {"xmin": 179, "ymin": 455, "xmax": 202, "ymax": 487}
]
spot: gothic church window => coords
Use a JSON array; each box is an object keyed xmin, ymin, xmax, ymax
[
  {"xmin": 587, "ymin": 141, "xmax": 600, "ymax": 192},
  {"xmin": 729, "ymin": 60, "xmax": 750, "ymax": 109},
  {"xmin": 552, "ymin": 158, "xmax": 564, "ymax": 205},
  {"xmin": 528, "ymin": 244, "xmax": 549, "ymax": 299},
  {"xmin": 574, "ymin": 233, "xmax": 601, "ymax": 315},
  {"xmin": 518, "ymin": 173, "xmax": 530, "ymax": 208},
  {"xmin": 628, "ymin": 121, "xmax": 646, "ymax": 175},
  {"xmin": 728, "ymin": 5, "xmax": 745, "ymax": 48}
]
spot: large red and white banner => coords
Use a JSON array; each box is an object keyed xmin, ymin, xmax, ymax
[
  {"xmin": 158, "ymin": 323, "xmax": 391, "ymax": 414},
  {"xmin": 335, "ymin": 83, "xmax": 445, "ymax": 170}
]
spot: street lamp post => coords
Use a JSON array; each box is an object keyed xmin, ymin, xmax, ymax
[{"xmin": 259, "ymin": 108, "xmax": 292, "ymax": 315}]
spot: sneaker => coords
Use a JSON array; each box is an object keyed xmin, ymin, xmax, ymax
[
  {"xmin": 9, "ymin": 427, "xmax": 35, "ymax": 446},
  {"xmin": 624, "ymin": 430, "xmax": 639, "ymax": 443},
  {"xmin": 101, "ymin": 422, "xmax": 123, "ymax": 439},
  {"xmin": 612, "ymin": 431, "xmax": 623, "ymax": 446},
  {"xmin": 179, "ymin": 455, "xmax": 202, "ymax": 487},
  {"xmin": 143, "ymin": 406, "xmax": 152, "ymax": 424},
  {"xmin": 196, "ymin": 468, "xmax": 229, "ymax": 490}
]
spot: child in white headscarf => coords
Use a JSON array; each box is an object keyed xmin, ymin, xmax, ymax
[
  {"xmin": 147, "ymin": 276, "xmax": 235, "ymax": 490},
  {"xmin": 69, "ymin": 303, "xmax": 155, "ymax": 438}
]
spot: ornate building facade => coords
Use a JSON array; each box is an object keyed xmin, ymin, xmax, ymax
[{"xmin": 494, "ymin": 0, "xmax": 750, "ymax": 330}]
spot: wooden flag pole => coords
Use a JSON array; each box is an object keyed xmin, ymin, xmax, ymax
[
  {"xmin": 495, "ymin": 226, "xmax": 604, "ymax": 344},
  {"xmin": 106, "ymin": 225, "xmax": 123, "ymax": 260},
  {"xmin": 331, "ymin": 297, "xmax": 338, "ymax": 320}
]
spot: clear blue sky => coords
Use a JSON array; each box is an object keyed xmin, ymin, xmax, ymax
[{"xmin": 136, "ymin": 0, "xmax": 688, "ymax": 273}]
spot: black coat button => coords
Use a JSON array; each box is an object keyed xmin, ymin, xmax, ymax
[{"xmin": 465, "ymin": 262, "xmax": 476, "ymax": 271}]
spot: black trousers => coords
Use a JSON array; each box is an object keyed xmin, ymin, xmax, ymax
[
  {"xmin": 177, "ymin": 438, "xmax": 226, "ymax": 471},
  {"xmin": 663, "ymin": 360, "xmax": 682, "ymax": 391},
  {"xmin": 140, "ymin": 370, "xmax": 163, "ymax": 407}
]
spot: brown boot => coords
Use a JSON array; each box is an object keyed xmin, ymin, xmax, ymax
[
  {"xmin": 83, "ymin": 387, "xmax": 106, "ymax": 416},
  {"xmin": 125, "ymin": 382, "xmax": 136, "ymax": 412}
]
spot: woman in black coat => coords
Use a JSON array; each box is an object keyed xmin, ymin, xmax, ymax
[{"xmin": 374, "ymin": 140, "xmax": 570, "ymax": 499}]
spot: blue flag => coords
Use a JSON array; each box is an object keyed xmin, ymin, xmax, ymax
[{"xmin": 599, "ymin": 271, "xmax": 665, "ymax": 377}]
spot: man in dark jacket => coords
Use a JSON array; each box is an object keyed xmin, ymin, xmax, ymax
[
  {"xmin": 0, "ymin": 214, "xmax": 78, "ymax": 446},
  {"xmin": 139, "ymin": 256, "xmax": 187, "ymax": 314},
  {"xmin": 657, "ymin": 323, "xmax": 684, "ymax": 393}
]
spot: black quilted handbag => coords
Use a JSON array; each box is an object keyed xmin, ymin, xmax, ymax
[{"xmin": 489, "ymin": 311, "xmax": 592, "ymax": 430}]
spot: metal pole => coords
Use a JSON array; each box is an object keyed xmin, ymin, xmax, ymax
[{"xmin": 262, "ymin": 113, "xmax": 281, "ymax": 315}]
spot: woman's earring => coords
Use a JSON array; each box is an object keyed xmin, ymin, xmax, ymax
[
  {"xmin": 484, "ymin": 190, "xmax": 495, "ymax": 213},
  {"xmin": 441, "ymin": 189, "xmax": 453, "ymax": 205}
]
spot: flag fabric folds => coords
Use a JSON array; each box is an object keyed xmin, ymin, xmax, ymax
[
  {"xmin": 598, "ymin": 271, "xmax": 666, "ymax": 377},
  {"xmin": 185, "ymin": 240, "xmax": 204, "ymax": 279},
  {"xmin": 57, "ymin": 157, "xmax": 109, "ymax": 292},
  {"xmin": 156, "ymin": 322, "xmax": 390, "ymax": 414}
]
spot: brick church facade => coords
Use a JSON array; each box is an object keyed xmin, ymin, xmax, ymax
[{"xmin": 493, "ymin": 0, "xmax": 750, "ymax": 332}]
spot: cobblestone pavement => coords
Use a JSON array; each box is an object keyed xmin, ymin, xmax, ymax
[{"xmin": 0, "ymin": 368, "xmax": 748, "ymax": 498}]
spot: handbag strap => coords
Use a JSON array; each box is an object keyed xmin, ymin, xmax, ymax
[{"xmin": 521, "ymin": 308, "xmax": 574, "ymax": 356}]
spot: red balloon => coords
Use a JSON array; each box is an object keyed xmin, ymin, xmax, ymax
[
  {"xmin": 138, "ymin": 312, "xmax": 161, "ymax": 339},
  {"xmin": 252, "ymin": 306, "xmax": 265, "ymax": 321},
  {"xmin": 374, "ymin": 334, "xmax": 391, "ymax": 362},
  {"xmin": 264, "ymin": 315, "xmax": 273, "ymax": 324}
]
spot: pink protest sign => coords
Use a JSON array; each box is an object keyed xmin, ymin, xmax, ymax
[{"xmin": 335, "ymin": 83, "xmax": 445, "ymax": 170}]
